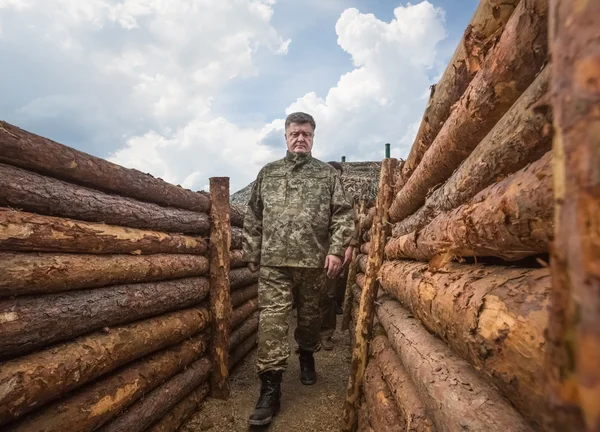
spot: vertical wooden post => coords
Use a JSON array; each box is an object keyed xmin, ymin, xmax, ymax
[
  {"xmin": 209, "ymin": 177, "xmax": 232, "ymax": 400},
  {"xmin": 341, "ymin": 200, "xmax": 365, "ymax": 331},
  {"xmin": 546, "ymin": 1, "xmax": 600, "ymax": 431},
  {"xmin": 341, "ymin": 158, "xmax": 398, "ymax": 431}
]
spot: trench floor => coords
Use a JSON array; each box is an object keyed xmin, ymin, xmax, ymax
[{"xmin": 181, "ymin": 313, "xmax": 352, "ymax": 432}]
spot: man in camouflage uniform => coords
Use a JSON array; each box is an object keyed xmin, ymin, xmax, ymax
[{"xmin": 243, "ymin": 112, "xmax": 353, "ymax": 426}]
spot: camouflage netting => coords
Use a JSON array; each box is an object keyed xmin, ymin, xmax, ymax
[{"xmin": 231, "ymin": 161, "xmax": 381, "ymax": 207}]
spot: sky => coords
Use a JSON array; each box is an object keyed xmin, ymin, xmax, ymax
[{"xmin": 0, "ymin": 0, "xmax": 478, "ymax": 193}]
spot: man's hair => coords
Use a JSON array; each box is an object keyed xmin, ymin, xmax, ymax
[
  {"xmin": 285, "ymin": 112, "xmax": 316, "ymax": 131},
  {"xmin": 327, "ymin": 161, "xmax": 343, "ymax": 174}
]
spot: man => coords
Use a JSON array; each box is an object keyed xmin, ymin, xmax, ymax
[
  {"xmin": 319, "ymin": 161, "xmax": 356, "ymax": 351},
  {"xmin": 243, "ymin": 112, "xmax": 353, "ymax": 426}
]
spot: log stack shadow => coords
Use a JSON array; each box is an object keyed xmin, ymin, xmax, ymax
[
  {"xmin": 0, "ymin": 124, "xmax": 258, "ymax": 431},
  {"xmin": 347, "ymin": 0, "xmax": 595, "ymax": 431}
]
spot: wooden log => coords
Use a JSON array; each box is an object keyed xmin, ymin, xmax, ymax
[
  {"xmin": 342, "ymin": 158, "xmax": 398, "ymax": 432},
  {"xmin": 230, "ymin": 203, "xmax": 245, "ymax": 228},
  {"xmin": 229, "ymin": 311, "xmax": 259, "ymax": 350},
  {"xmin": 9, "ymin": 332, "xmax": 210, "ymax": 432},
  {"xmin": 99, "ymin": 357, "xmax": 212, "ymax": 432},
  {"xmin": 360, "ymin": 207, "xmax": 375, "ymax": 233},
  {"xmin": 0, "ymin": 307, "xmax": 210, "ymax": 426},
  {"xmin": 208, "ymin": 177, "xmax": 232, "ymax": 400},
  {"xmin": 231, "ymin": 297, "xmax": 258, "ymax": 329},
  {"xmin": 389, "ymin": 0, "xmax": 549, "ymax": 223},
  {"xmin": 380, "ymin": 260, "xmax": 551, "ymax": 429},
  {"xmin": 230, "ymin": 266, "xmax": 259, "ymax": 290},
  {"xmin": 229, "ymin": 249, "xmax": 246, "ymax": 269},
  {"xmin": 146, "ymin": 383, "xmax": 210, "ymax": 432},
  {"xmin": 0, "ymin": 252, "xmax": 209, "ymax": 297},
  {"xmin": 371, "ymin": 335, "xmax": 435, "ymax": 432},
  {"xmin": 0, "ymin": 277, "xmax": 209, "ymax": 359},
  {"xmin": 230, "ymin": 334, "xmax": 258, "ymax": 370},
  {"xmin": 399, "ymin": 0, "xmax": 520, "ymax": 186},
  {"xmin": 360, "ymin": 242, "xmax": 371, "ymax": 255},
  {"xmin": 231, "ymin": 226, "xmax": 243, "ymax": 249},
  {"xmin": 231, "ymin": 283, "xmax": 258, "ymax": 308},
  {"xmin": 0, "ymin": 163, "xmax": 210, "ymax": 234},
  {"xmin": 363, "ymin": 360, "xmax": 404, "ymax": 432},
  {"xmin": 386, "ymin": 151, "xmax": 554, "ymax": 262},
  {"xmin": 0, "ymin": 121, "xmax": 210, "ymax": 212},
  {"xmin": 0, "ymin": 209, "xmax": 208, "ymax": 255},
  {"xmin": 546, "ymin": 2, "xmax": 600, "ymax": 430},
  {"xmin": 393, "ymin": 65, "xmax": 553, "ymax": 237},
  {"xmin": 341, "ymin": 243, "xmax": 359, "ymax": 331},
  {"xmin": 357, "ymin": 254, "xmax": 367, "ymax": 273},
  {"xmin": 377, "ymin": 299, "xmax": 533, "ymax": 432}
]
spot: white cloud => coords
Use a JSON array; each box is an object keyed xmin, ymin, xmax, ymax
[{"xmin": 1, "ymin": 1, "xmax": 447, "ymax": 193}]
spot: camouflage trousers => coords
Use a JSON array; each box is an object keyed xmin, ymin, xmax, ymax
[
  {"xmin": 320, "ymin": 265, "xmax": 348, "ymax": 338},
  {"xmin": 256, "ymin": 266, "xmax": 326, "ymax": 374}
]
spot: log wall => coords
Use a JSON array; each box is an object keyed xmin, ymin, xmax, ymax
[
  {"xmin": 355, "ymin": 2, "xmax": 598, "ymax": 432},
  {"xmin": 0, "ymin": 124, "xmax": 258, "ymax": 431}
]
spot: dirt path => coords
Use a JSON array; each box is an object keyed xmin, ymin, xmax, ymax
[{"xmin": 181, "ymin": 313, "xmax": 352, "ymax": 431}]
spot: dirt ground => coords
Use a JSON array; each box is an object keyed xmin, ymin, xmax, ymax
[{"xmin": 181, "ymin": 312, "xmax": 352, "ymax": 432}]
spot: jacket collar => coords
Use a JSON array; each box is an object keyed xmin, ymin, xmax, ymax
[{"xmin": 285, "ymin": 150, "xmax": 312, "ymax": 165}]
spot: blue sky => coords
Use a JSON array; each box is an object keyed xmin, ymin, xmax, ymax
[{"xmin": 0, "ymin": 0, "xmax": 478, "ymax": 192}]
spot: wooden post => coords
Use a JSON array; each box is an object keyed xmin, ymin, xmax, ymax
[
  {"xmin": 341, "ymin": 200, "xmax": 365, "ymax": 331},
  {"xmin": 208, "ymin": 177, "xmax": 232, "ymax": 400},
  {"xmin": 341, "ymin": 157, "xmax": 397, "ymax": 431},
  {"xmin": 546, "ymin": 1, "xmax": 600, "ymax": 431}
]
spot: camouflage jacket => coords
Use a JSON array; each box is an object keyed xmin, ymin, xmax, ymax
[{"xmin": 242, "ymin": 151, "xmax": 354, "ymax": 268}]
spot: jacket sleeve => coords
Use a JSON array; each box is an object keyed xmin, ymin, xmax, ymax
[
  {"xmin": 242, "ymin": 170, "xmax": 264, "ymax": 263},
  {"xmin": 328, "ymin": 173, "xmax": 354, "ymax": 257}
]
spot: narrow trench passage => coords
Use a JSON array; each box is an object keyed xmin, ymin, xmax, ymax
[{"xmin": 181, "ymin": 313, "xmax": 352, "ymax": 432}]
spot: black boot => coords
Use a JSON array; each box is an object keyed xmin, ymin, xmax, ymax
[
  {"xmin": 248, "ymin": 370, "xmax": 282, "ymax": 426},
  {"xmin": 299, "ymin": 349, "xmax": 317, "ymax": 385}
]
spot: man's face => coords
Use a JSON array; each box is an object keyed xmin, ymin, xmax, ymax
[{"xmin": 285, "ymin": 122, "xmax": 314, "ymax": 154}]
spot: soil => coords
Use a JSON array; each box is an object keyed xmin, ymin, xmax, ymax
[{"xmin": 181, "ymin": 312, "xmax": 352, "ymax": 432}]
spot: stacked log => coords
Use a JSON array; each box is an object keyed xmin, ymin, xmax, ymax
[
  {"xmin": 357, "ymin": 1, "xmax": 597, "ymax": 431},
  {"xmin": 0, "ymin": 122, "xmax": 259, "ymax": 431}
]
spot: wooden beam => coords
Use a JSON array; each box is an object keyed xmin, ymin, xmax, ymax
[
  {"xmin": 341, "ymin": 157, "xmax": 398, "ymax": 431},
  {"xmin": 208, "ymin": 177, "xmax": 232, "ymax": 400}
]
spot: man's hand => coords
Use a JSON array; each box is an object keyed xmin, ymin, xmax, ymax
[
  {"xmin": 343, "ymin": 246, "xmax": 354, "ymax": 266},
  {"xmin": 324, "ymin": 254, "xmax": 342, "ymax": 279},
  {"xmin": 248, "ymin": 262, "xmax": 259, "ymax": 273}
]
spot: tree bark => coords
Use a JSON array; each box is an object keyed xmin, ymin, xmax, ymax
[
  {"xmin": 0, "ymin": 307, "xmax": 210, "ymax": 427},
  {"xmin": 341, "ymin": 245, "xmax": 359, "ymax": 331},
  {"xmin": 231, "ymin": 297, "xmax": 258, "ymax": 329},
  {"xmin": 229, "ymin": 249, "xmax": 246, "ymax": 269},
  {"xmin": 357, "ymin": 254, "xmax": 367, "ymax": 273},
  {"xmin": 99, "ymin": 357, "xmax": 212, "ymax": 432},
  {"xmin": 230, "ymin": 203, "xmax": 245, "ymax": 228},
  {"xmin": 360, "ymin": 242, "xmax": 371, "ymax": 255},
  {"xmin": 9, "ymin": 332, "xmax": 210, "ymax": 432},
  {"xmin": 0, "ymin": 163, "xmax": 210, "ymax": 234},
  {"xmin": 145, "ymin": 383, "xmax": 209, "ymax": 432},
  {"xmin": 377, "ymin": 298, "xmax": 533, "ymax": 432},
  {"xmin": 393, "ymin": 65, "xmax": 553, "ymax": 237},
  {"xmin": 0, "ymin": 121, "xmax": 210, "ymax": 212},
  {"xmin": 546, "ymin": 1, "xmax": 600, "ymax": 431},
  {"xmin": 363, "ymin": 360, "xmax": 405, "ymax": 432},
  {"xmin": 371, "ymin": 334, "xmax": 435, "ymax": 432},
  {"xmin": 0, "ymin": 252, "xmax": 209, "ymax": 297},
  {"xmin": 389, "ymin": 0, "xmax": 549, "ymax": 223},
  {"xmin": 231, "ymin": 226, "xmax": 243, "ymax": 250},
  {"xmin": 208, "ymin": 177, "xmax": 232, "ymax": 400},
  {"xmin": 360, "ymin": 207, "xmax": 375, "ymax": 233},
  {"xmin": 230, "ymin": 267, "xmax": 259, "ymax": 290},
  {"xmin": 342, "ymin": 158, "xmax": 398, "ymax": 432},
  {"xmin": 229, "ymin": 334, "xmax": 258, "ymax": 370},
  {"xmin": 231, "ymin": 284, "xmax": 258, "ymax": 308},
  {"xmin": 399, "ymin": 0, "xmax": 521, "ymax": 187},
  {"xmin": 229, "ymin": 311, "xmax": 259, "ymax": 351},
  {"xmin": 0, "ymin": 277, "xmax": 209, "ymax": 359},
  {"xmin": 0, "ymin": 209, "xmax": 208, "ymax": 255},
  {"xmin": 386, "ymin": 151, "xmax": 554, "ymax": 262},
  {"xmin": 380, "ymin": 261, "xmax": 550, "ymax": 430}
]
